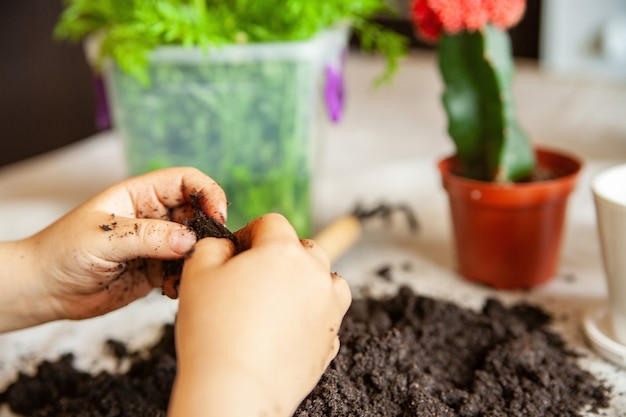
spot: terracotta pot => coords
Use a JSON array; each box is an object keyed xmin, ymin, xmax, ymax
[{"xmin": 438, "ymin": 147, "xmax": 582, "ymax": 289}]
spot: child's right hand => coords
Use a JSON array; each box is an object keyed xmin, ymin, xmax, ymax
[{"xmin": 169, "ymin": 213, "xmax": 352, "ymax": 417}]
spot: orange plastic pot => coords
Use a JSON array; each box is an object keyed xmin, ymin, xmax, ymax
[{"xmin": 438, "ymin": 147, "xmax": 582, "ymax": 289}]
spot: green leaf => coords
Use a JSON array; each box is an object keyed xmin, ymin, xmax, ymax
[{"xmin": 54, "ymin": 0, "xmax": 408, "ymax": 83}]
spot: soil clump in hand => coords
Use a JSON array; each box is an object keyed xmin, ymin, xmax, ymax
[
  {"xmin": 162, "ymin": 199, "xmax": 240, "ymax": 298},
  {"xmin": 183, "ymin": 196, "xmax": 239, "ymax": 246},
  {"xmin": 0, "ymin": 286, "xmax": 611, "ymax": 417}
]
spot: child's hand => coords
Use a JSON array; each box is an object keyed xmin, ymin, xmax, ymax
[
  {"xmin": 170, "ymin": 213, "xmax": 352, "ymax": 417},
  {"xmin": 2, "ymin": 167, "xmax": 227, "ymax": 331}
]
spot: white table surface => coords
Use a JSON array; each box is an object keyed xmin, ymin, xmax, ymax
[{"xmin": 0, "ymin": 51, "xmax": 625, "ymax": 415}]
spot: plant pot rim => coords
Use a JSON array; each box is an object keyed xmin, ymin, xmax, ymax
[
  {"xmin": 438, "ymin": 146, "xmax": 582, "ymax": 188},
  {"xmin": 438, "ymin": 146, "xmax": 582, "ymax": 207},
  {"xmin": 85, "ymin": 25, "xmax": 350, "ymax": 68},
  {"xmin": 149, "ymin": 27, "xmax": 346, "ymax": 63}
]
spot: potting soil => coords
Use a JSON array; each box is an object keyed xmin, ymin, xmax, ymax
[{"xmin": 0, "ymin": 286, "xmax": 611, "ymax": 417}]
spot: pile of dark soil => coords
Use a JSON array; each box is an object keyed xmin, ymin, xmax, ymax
[
  {"xmin": 296, "ymin": 287, "xmax": 610, "ymax": 417},
  {"xmin": 0, "ymin": 286, "xmax": 611, "ymax": 417}
]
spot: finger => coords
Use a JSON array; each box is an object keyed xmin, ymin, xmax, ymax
[
  {"xmin": 181, "ymin": 237, "xmax": 236, "ymax": 284},
  {"xmin": 167, "ymin": 204, "xmax": 195, "ymax": 224},
  {"xmin": 329, "ymin": 336, "xmax": 341, "ymax": 361},
  {"xmin": 125, "ymin": 167, "xmax": 228, "ymax": 223},
  {"xmin": 143, "ymin": 259, "xmax": 168, "ymax": 288},
  {"xmin": 321, "ymin": 336, "xmax": 341, "ymax": 373},
  {"xmin": 96, "ymin": 216, "xmax": 197, "ymax": 261},
  {"xmin": 313, "ymin": 215, "xmax": 362, "ymax": 263},
  {"xmin": 300, "ymin": 238, "xmax": 331, "ymax": 269},
  {"xmin": 332, "ymin": 272, "xmax": 352, "ymax": 314},
  {"xmin": 234, "ymin": 213, "xmax": 299, "ymax": 250},
  {"xmin": 161, "ymin": 237, "xmax": 235, "ymax": 299}
]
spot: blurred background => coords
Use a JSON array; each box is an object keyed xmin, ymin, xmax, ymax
[{"xmin": 1, "ymin": 0, "xmax": 624, "ymax": 168}]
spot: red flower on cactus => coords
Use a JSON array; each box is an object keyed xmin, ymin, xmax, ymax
[{"xmin": 410, "ymin": 0, "xmax": 526, "ymax": 43}]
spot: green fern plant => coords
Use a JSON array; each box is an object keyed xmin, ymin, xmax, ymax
[{"xmin": 55, "ymin": 0, "xmax": 408, "ymax": 85}]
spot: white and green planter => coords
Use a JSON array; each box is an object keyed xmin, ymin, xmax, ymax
[{"xmin": 100, "ymin": 28, "xmax": 348, "ymax": 236}]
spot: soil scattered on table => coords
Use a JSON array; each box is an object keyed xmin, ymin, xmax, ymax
[
  {"xmin": 0, "ymin": 286, "xmax": 611, "ymax": 417},
  {"xmin": 353, "ymin": 202, "xmax": 419, "ymax": 232}
]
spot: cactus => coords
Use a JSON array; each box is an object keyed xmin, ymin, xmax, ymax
[{"xmin": 438, "ymin": 24, "xmax": 535, "ymax": 182}]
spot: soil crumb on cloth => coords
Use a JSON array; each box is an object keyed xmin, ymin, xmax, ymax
[{"xmin": 0, "ymin": 286, "xmax": 611, "ymax": 417}]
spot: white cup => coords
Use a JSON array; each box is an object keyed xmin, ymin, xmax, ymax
[{"xmin": 592, "ymin": 163, "xmax": 626, "ymax": 346}]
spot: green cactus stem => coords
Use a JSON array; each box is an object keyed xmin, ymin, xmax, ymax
[{"xmin": 438, "ymin": 24, "xmax": 535, "ymax": 182}]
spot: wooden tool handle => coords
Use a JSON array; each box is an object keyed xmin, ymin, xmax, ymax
[{"xmin": 313, "ymin": 215, "xmax": 362, "ymax": 262}]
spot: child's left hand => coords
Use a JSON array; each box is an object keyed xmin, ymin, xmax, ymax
[{"xmin": 0, "ymin": 167, "xmax": 227, "ymax": 332}]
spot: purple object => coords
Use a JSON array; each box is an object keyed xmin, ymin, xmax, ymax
[
  {"xmin": 94, "ymin": 75, "xmax": 112, "ymax": 130},
  {"xmin": 324, "ymin": 64, "xmax": 345, "ymax": 123}
]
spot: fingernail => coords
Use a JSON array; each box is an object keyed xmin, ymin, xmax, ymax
[
  {"xmin": 213, "ymin": 204, "xmax": 228, "ymax": 224},
  {"xmin": 171, "ymin": 228, "xmax": 197, "ymax": 255},
  {"xmin": 219, "ymin": 202, "xmax": 229, "ymax": 223}
]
